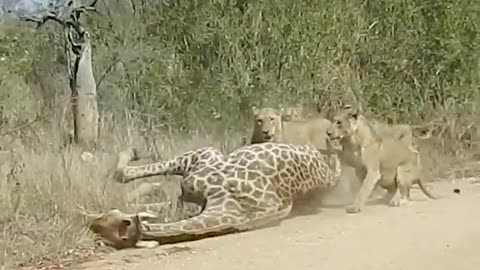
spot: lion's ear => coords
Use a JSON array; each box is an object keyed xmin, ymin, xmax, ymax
[
  {"xmin": 348, "ymin": 109, "xmax": 359, "ymax": 120},
  {"xmin": 344, "ymin": 104, "xmax": 359, "ymax": 120},
  {"xmin": 251, "ymin": 106, "xmax": 259, "ymax": 115},
  {"xmin": 280, "ymin": 108, "xmax": 291, "ymax": 121}
]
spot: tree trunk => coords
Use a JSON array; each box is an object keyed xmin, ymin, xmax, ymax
[
  {"xmin": 12, "ymin": 0, "xmax": 101, "ymax": 150},
  {"xmin": 67, "ymin": 28, "xmax": 99, "ymax": 150}
]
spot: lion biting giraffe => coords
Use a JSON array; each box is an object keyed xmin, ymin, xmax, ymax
[{"xmin": 326, "ymin": 105, "xmax": 439, "ymax": 214}]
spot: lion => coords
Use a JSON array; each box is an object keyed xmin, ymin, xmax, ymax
[
  {"xmin": 326, "ymin": 105, "xmax": 438, "ymax": 214},
  {"xmin": 250, "ymin": 106, "xmax": 332, "ymax": 151},
  {"xmin": 371, "ymin": 119, "xmax": 414, "ymax": 148},
  {"xmin": 82, "ymin": 209, "xmax": 142, "ymax": 249},
  {"xmin": 370, "ymin": 118, "xmax": 421, "ymax": 163},
  {"xmin": 81, "ymin": 208, "xmax": 162, "ymax": 249},
  {"xmin": 281, "ymin": 104, "xmax": 325, "ymax": 122},
  {"xmin": 250, "ymin": 106, "xmax": 361, "ymax": 203},
  {"xmin": 281, "ymin": 105, "xmax": 305, "ymax": 121}
]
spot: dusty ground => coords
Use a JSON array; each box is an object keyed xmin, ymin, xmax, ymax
[{"xmin": 70, "ymin": 178, "xmax": 480, "ymax": 270}]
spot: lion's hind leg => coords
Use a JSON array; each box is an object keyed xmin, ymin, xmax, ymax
[
  {"xmin": 377, "ymin": 185, "xmax": 402, "ymax": 207},
  {"xmin": 394, "ymin": 165, "xmax": 416, "ymax": 206},
  {"xmin": 376, "ymin": 167, "xmax": 403, "ymax": 207}
]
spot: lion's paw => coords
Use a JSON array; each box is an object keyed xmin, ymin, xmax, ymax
[
  {"xmin": 388, "ymin": 197, "xmax": 402, "ymax": 207},
  {"xmin": 346, "ymin": 205, "xmax": 361, "ymax": 214}
]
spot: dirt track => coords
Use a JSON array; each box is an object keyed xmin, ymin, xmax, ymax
[{"xmin": 74, "ymin": 180, "xmax": 480, "ymax": 270}]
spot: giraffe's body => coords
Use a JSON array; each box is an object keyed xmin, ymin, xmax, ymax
[{"xmin": 87, "ymin": 142, "xmax": 341, "ymax": 248}]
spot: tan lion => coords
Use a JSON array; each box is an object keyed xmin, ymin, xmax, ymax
[
  {"xmin": 326, "ymin": 105, "xmax": 438, "ymax": 214},
  {"xmin": 250, "ymin": 106, "xmax": 332, "ymax": 151},
  {"xmin": 281, "ymin": 105, "xmax": 304, "ymax": 121},
  {"xmin": 371, "ymin": 119, "xmax": 414, "ymax": 148},
  {"xmin": 82, "ymin": 209, "xmax": 142, "ymax": 249},
  {"xmin": 250, "ymin": 106, "xmax": 361, "ymax": 202}
]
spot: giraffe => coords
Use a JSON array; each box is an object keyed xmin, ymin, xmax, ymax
[{"xmin": 82, "ymin": 142, "xmax": 341, "ymax": 249}]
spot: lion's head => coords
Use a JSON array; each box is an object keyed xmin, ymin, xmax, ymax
[
  {"xmin": 326, "ymin": 104, "xmax": 360, "ymax": 143},
  {"xmin": 82, "ymin": 208, "xmax": 141, "ymax": 249},
  {"xmin": 251, "ymin": 106, "xmax": 283, "ymax": 142},
  {"xmin": 282, "ymin": 105, "xmax": 303, "ymax": 121}
]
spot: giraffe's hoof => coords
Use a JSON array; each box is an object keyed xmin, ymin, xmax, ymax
[
  {"xmin": 130, "ymin": 148, "xmax": 141, "ymax": 161},
  {"xmin": 137, "ymin": 211, "xmax": 160, "ymax": 222},
  {"xmin": 346, "ymin": 205, "xmax": 361, "ymax": 214},
  {"xmin": 113, "ymin": 169, "xmax": 127, "ymax": 183},
  {"xmin": 140, "ymin": 221, "xmax": 152, "ymax": 231},
  {"xmin": 136, "ymin": 240, "xmax": 159, "ymax": 249}
]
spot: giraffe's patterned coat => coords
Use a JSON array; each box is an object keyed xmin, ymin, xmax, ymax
[{"xmin": 87, "ymin": 142, "xmax": 341, "ymax": 248}]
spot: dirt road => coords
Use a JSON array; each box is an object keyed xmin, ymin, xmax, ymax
[{"xmin": 74, "ymin": 180, "xmax": 480, "ymax": 270}]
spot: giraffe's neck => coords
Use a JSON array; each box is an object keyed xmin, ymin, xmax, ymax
[
  {"xmin": 138, "ymin": 198, "xmax": 245, "ymax": 244},
  {"xmin": 139, "ymin": 212, "xmax": 236, "ymax": 243}
]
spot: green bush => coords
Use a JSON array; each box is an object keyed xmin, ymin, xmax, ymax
[
  {"xmin": 2, "ymin": 0, "xmax": 479, "ymax": 131},
  {"xmin": 85, "ymin": 0, "xmax": 480, "ymax": 127}
]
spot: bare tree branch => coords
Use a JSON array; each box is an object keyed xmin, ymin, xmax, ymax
[
  {"xmin": 9, "ymin": 0, "xmax": 103, "ymax": 150},
  {"xmin": 10, "ymin": 0, "xmax": 100, "ymax": 29}
]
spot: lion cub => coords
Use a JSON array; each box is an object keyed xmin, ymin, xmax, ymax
[
  {"xmin": 250, "ymin": 106, "xmax": 332, "ymax": 151},
  {"xmin": 326, "ymin": 105, "xmax": 437, "ymax": 214}
]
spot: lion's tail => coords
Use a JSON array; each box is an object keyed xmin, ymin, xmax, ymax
[
  {"xmin": 411, "ymin": 146, "xmax": 443, "ymax": 200},
  {"xmin": 417, "ymin": 179, "xmax": 440, "ymax": 200}
]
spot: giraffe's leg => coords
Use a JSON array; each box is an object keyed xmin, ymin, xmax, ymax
[
  {"xmin": 232, "ymin": 189, "xmax": 294, "ymax": 230},
  {"xmin": 114, "ymin": 147, "xmax": 223, "ymax": 183},
  {"xmin": 234, "ymin": 200, "xmax": 293, "ymax": 231},
  {"xmin": 178, "ymin": 183, "xmax": 207, "ymax": 212},
  {"xmin": 126, "ymin": 182, "xmax": 163, "ymax": 203},
  {"xmin": 169, "ymin": 174, "xmax": 207, "ymax": 219}
]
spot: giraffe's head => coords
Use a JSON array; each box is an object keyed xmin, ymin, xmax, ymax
[
  {"xmin": 251, "ymin": 106, "xmax": 284, "ymax": 143},
  {"xmin": 81, "ymin": 209, "xmax": 141, "ymax": 249},
  {"xmin": 326, "ymin": 104, "xmax": 360, "ymax": 145}
]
